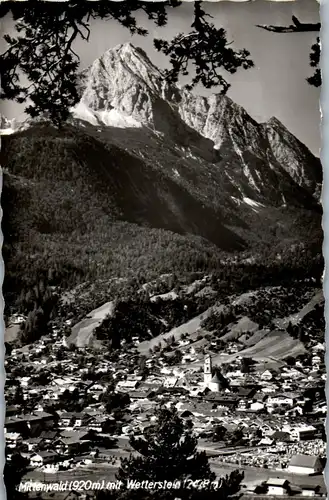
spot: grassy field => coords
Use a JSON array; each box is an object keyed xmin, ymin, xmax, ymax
[
  {"xmin": 274, "ymin": 290, "xmax": 323, "ymax": 329},
  {"xmin": 68, "ymin": 301, "xmax": 114, "ymax": 347},
  {"xmin": 221, "ymin": 317, "xmax": 259, "ymax": 342},
  {"xmin": 137, "ymin": 303, "xmax": 224, "ymax": 355},
  {"xmin": 5, "ymin": 323, "xmax": 21, "ymax": 343},
  {"xmin": 235, "ymin": 330, "xmax": 306, "ymax": 360}
]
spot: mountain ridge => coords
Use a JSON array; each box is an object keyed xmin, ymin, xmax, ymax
[
  {"xmin": 1, "ymin": 42, "xmax": 323, "ymax": 308},
  {"xmin": 76, "ymin": 42, "xmax": 322, "ymax": 201}
]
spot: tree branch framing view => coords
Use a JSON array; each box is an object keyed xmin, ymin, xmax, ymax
[{"xmin": 0, "ymin": 1, "xmax": 321, "ymax": 126}]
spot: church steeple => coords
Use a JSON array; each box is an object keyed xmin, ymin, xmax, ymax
[{"xmin": 204, "ymin": 354, "xmax": 212, "ymax": 385}]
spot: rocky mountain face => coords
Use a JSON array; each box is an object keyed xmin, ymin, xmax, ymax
[
  {"xmin": 0, "ymin": 114, "xmax": 33, "ymax": 136},
  {"xmin": 2, "ymin": 43, "xmax": 323, "ymax": 306},
  {"xmin": 263, "ymin": 117, "xmax": 322, "ymax": 199},
  {"xmin": 0, "ymin": 115, "xmax": 17, "ymax": 135},
  {"xmin": 76, "ymin": 42, "xmax": 322, "ymax": 203},
  {"xmin": 0, "ymin": 114, "xmax": 11, "ymax": 129}
]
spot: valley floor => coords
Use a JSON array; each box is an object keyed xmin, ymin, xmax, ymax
[{"xmin": 5, "ymin": 277, "xmax": 326, "ymax": 499}]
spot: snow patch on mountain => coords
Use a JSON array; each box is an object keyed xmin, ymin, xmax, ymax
[
  {"xmin": 71, "ymin": 102, "xmax": 99, "ymax": 126},
  {"xmin": 242, "ymin": 159, "xmax": 260, "ymax": 193},
  {"xmin": 0, "ymin": 115, "xmax": 50, "ymax": 135},
  {"xmin": 243, "ymin": 197, "xmax": 265, "ymax": 209},
  {"xmin": 281, "ymin": 194, "xmax": 287, "ymax": 207},
  {"xmin": 4, "ymin": 42, "xmax": 321, "ymax": 211},
  {"xmin": 77, "ymin": 44, "xmax": 321, "ymax": 201},
  {"xmin": 72, "ymin": 101, "xmax": 142, "ymax": 129},
  {"xmin": 0, "ymin": 127, "xmax": 16, "ymax": 136},
  {"xmin": 98, "ymin": 109, "xmax": 142, "ymax": 128},
  {"xmin": 0, "ymin": 115, "xmax": 20, "ymax": 135},
  {"xmin": 226, "ymin": 172, "xmax": 244, "ymax": 196},
  {"xmin": 79, "ymin": 43, "xmax": 163, "ymax": 126}
]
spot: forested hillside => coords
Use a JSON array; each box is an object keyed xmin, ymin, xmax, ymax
[{"xmin": 1, "ymin": 119, "xmax": 323, "ymax": 321}]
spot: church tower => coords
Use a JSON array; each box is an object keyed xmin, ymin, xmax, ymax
[{"xmin": 204, "ymin": 354, "xmax": 213, "ymax": 385}]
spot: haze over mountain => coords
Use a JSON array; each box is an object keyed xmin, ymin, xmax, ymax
[{"xmin": 1, "ymin": 43, "xmax": 323, "ymax": 305}]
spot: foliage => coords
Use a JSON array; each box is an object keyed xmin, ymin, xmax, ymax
[
  {"xmin": 165, "ymin": 349, "xmax": 183, "ymax": 366},
  {"xmin": 11, "ymin": 385, "xmax": 24, "ymax": 406},
  {"xmin": 1, "ymin": 121, "xmax": 323, "ymax": 342},
  {"xmin": 287, "ymin": 302, "xmax": 324, "ymax": 346},
  {"xmin": 1, "ymin": 117, "xmax": 323, "ymax": 319},
  {"xmin": 240, "ymin": 357, "xmax": 255, "ymax": 373},
  {"xmin": 212, "ymin": 424, "xmax": 227, "ymax": 442},
  {"xmin": 0, "ymin": 1, "xmax": 253, "ymax": 125},
  {"xmin": 307, "ymin": 37, "xmax": 321, "ymax": 88},
  {"xmin": 103, "ymin": 390, "xmax": 130, "ymax": 414},
  {"xmin": 204, "ymin": 284, "xmax": 322, "ymax": 336},
  {"xmin": 201, "ymin": 307, "xmax": 236, "ymax": 334},
  {"xmin": 4, "ymin": 453, "xmax": 29, "ymax": 499},
  {"xmin": 212, "ymin": 425, "xmax": 244, "ymax": 446},
  {"xmin": 110, "ymin": 405, "xmax": 244, "ymax": 500},
  {"xmin": 15, "ymin": 277, "xmax": 59, "ymax": 345},
  {"xmin": 95, "ymin": 294, "xmax": 212, "ymax": 348},
  {"xmin": 154, "ymin": 1, "xmax": 253, "ymax": 92}
]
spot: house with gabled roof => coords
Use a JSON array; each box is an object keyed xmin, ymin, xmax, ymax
[
  {"xmin": 30, "ymin": 450, "xmax": 59, "ymax": 468},
  {"xmin": 265, "ymin": 478, "xmax": 290, "ymax": 495},
  {"xmin": 271, "ymin": 431, "xmax": 291, "ymax": 443},
  {"xmin": 260, "ymin": 370, "xmax": 273, "ymax": 381},
  {"xmin": 25, "ymin": 437, "xmax": 43, "ymax": 452},
  {"xmin": 5, "ymin": 411, "xmax": 57, "ymax": 436},
  {"xmin": 290, "ymin": 425, "xmax": 317, "ymax": 442},
  {"xmin": 288, "ymin": 455, "xmax": 323, "ymax": 475},
  {"xmin": 300, "ymin": 484, "xmax": 322, "ymax": 496},
  {"xmin": 59, "ymin": 412, "xmax": 76, "ymax": 428},
  {"xmin": 55, "ymin": 430, "xmax": 91, "ymax": 455}
]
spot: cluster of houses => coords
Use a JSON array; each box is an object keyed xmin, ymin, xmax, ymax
[
  {"xmin": 248, "ymin": 476, "xmax": 326, "ymax": 497},
  {"xmin": 5, "ymin": 317, "xmax": 326, "ymax": 497}
]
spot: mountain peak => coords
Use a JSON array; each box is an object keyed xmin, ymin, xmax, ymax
[
  {"xmin": 96, "ymin": 42, "xmax": 162, "ymax": 86},
  {"xmin": 105, "ymin": 42, "xmax": 149, "ymax": 63},
  {"xmin": 78, "ymin": 42, "xmax": 164, "ymax": 124},
  {"xmin": 263, "ymin": 115, "xmax": 322, "ymax": 198},
  {"xmin": 113, "ymin": 42, "xmax": 148, "ymax": 59},
  {"xmin": 265, "ymin": 116, "xmax": 286, "ymax": 129},
  {"xmin": 116, "ymin": 41, "xmax": 135, "ymax": 51},
  {"xmin": 74, "ymin": 44, "xmax": 321, "ymax": 200},
  {"xmin": 0, "ymin": 114, "xmax": 18, "ymax": 135}
]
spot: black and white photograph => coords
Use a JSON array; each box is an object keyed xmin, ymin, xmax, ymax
[{"xmin": 0, "ymin": 1, "xmax": 325, "ymax": 499}]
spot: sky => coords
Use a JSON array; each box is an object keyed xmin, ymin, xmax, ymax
[{"xmin": 0, "ymin": 0, "xmax": 321, "ymax": 154}]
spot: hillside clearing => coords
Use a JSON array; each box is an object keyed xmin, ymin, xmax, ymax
[
  {"xmin": 68, "ymin": 301, "xmax": 115, "ymax": 347},
  {"xmin": 5, "ymin": 324, "xmax": 21, "ymax": 343},
  {"xmin": 237, "ymin": 330, "xmax": 306, "ymax": 359},
  {"xmin": 138, "ymin": 303, "xmax": 225, "ymax": 355},
  {"xmin": 274, "ymin": 289, "xmax": 323, "ymax": 329},
  {"xmin": 220, "ymin": 316, "xmax": 259, "ymax": 342},
  {"xmin": 211, "ymin": 330, "xmax": 305, "ymax": 366}
]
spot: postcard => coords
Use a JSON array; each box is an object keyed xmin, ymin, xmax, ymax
[{"xmin": 0, "ymin": 1, "xmax": 325, "ymax": 499}]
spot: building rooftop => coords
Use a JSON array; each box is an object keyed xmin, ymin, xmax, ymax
[
  {"xmin": 266, "ymin": 478, "xmax": 289, "ymax": 487},
  {"xmin": 289, "ymin": 454, "xmax": 320, "ymax": 468},
  {"xmin": 210, "ymin": 373, "xmax": 222, "ymax": 384},
  {"xmin": 300, "ymin": 484, "xmax": 321, "ymax": 491},
  {"xmin": 33, "ymin": 450, "xmax": 58, "ymax": 458}
]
